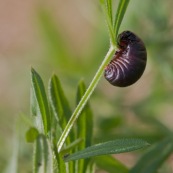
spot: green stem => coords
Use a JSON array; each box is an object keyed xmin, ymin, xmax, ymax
[{"xmin": 57, "ymin": 45, "xmax": 116, "ymax": 152}]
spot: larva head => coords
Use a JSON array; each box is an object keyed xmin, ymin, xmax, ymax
[{"xmin": 117, "ymin": 31, "xmax": 139, "ymax": 48}]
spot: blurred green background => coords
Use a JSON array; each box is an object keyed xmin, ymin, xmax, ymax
[{"xmin": 1, "ymin": 0, "xmax": 173, "ymax": 172}]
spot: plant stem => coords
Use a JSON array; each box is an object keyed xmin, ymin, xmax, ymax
[{"xmin": 57, "ymin": 45, "xmax": 116, "ymax": 152}]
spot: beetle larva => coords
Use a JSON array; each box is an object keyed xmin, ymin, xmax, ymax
[{"xmin": 104, "ymin": 31, "xmax": 147, "ymax": 87}]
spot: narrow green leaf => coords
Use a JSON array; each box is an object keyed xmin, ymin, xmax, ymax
[
  {"xmin": 49, "ymin": 74, "xmax": 75, "ymax": 143},
  {"xmin": 25, "ymin": 127, "xmax": 39, "ymax": 143},
  {"xmin": 48, "ymin": 74, "xmax": 74, "ymax": 173},
  {"xmin": 106, "ymin": 0, "xmax": 113, "ymax": 25},
  {"xmin": 56, "ymin": 154, "xmax": 66, "ymax": 173},
  {"xmin": 33, "ymin": 134, "xmax": 53, "ymax": 173},
  {"xmin": 61, "ymin": 138, "xmax": 83, "ymax": 155},
  {"xmin": 100, "ymin": 0, "xmax": 115, "ymax": 45},
  {"xmin": 76, "ymin": 80, "xmax": 93, "ymax": 147},
  {"xmin": 31, "ymin": 68, "xmax": 51, "ymax": 135},
  {"xmin": 76, "ymin": 80, "xmax": 93, "ymax": 173},
  {"xmin": 114, "ymin": 0, "xmax": 130, "ymax": 39},
  {"xmin": 49, "ymin": 74, "xmax": 71, "ymax": 125},
  {"xmin": 52, "ymin": 143, "xmax": 66, "ymax": 173},
  {"xmin": 50, "ymin": 111, "xmax": 62, "ymax": 145},
  {"xmin": 95, "ymin": 155, "xmax": 128, "ymax": 173},
  {"xmin": 130, "ymin": 137, "xmax": 173, "ymax": 173},
  {"xmin": 65, "ymin": 138, "xmax": 149, "ymax": 162}
]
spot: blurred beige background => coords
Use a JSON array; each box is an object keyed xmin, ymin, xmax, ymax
[{"xmin": 1, "ymin": 0, "xmax": 173, "ymax": 172}]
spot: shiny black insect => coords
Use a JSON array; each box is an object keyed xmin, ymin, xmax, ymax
[{"xmin": 104, "ymin": 31, "xmax": 147, "ymax": 87}]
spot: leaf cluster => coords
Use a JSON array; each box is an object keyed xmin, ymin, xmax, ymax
[{"xmin": 28, "ymin": 68, "xmax": 150, "ymax": 173}]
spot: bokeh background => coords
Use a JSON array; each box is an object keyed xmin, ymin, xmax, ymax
[{"xmin": 1, "ymin": 0, "xmax": 173, "ymax": 172}]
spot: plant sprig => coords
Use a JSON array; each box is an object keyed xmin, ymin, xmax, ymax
[
  {"xmin": 100, "ymin": 0, "xmax": 130, "ymax": 46},
  {"xmin": 57, "ymin": 45, "xmax": 115, "ymax": 152},
  {"xmin": 57, "ymin": 0, "xmax": 131, "ymax": 152}
]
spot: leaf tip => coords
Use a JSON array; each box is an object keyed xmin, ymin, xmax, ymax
[{"xmin": 31, "ymin": 67, "xmax": 35, "ymax": 73}]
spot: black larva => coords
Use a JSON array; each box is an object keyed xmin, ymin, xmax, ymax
[{"xmin": 104, "ymin": 31, "xmax": 147, "ymax": 87}]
